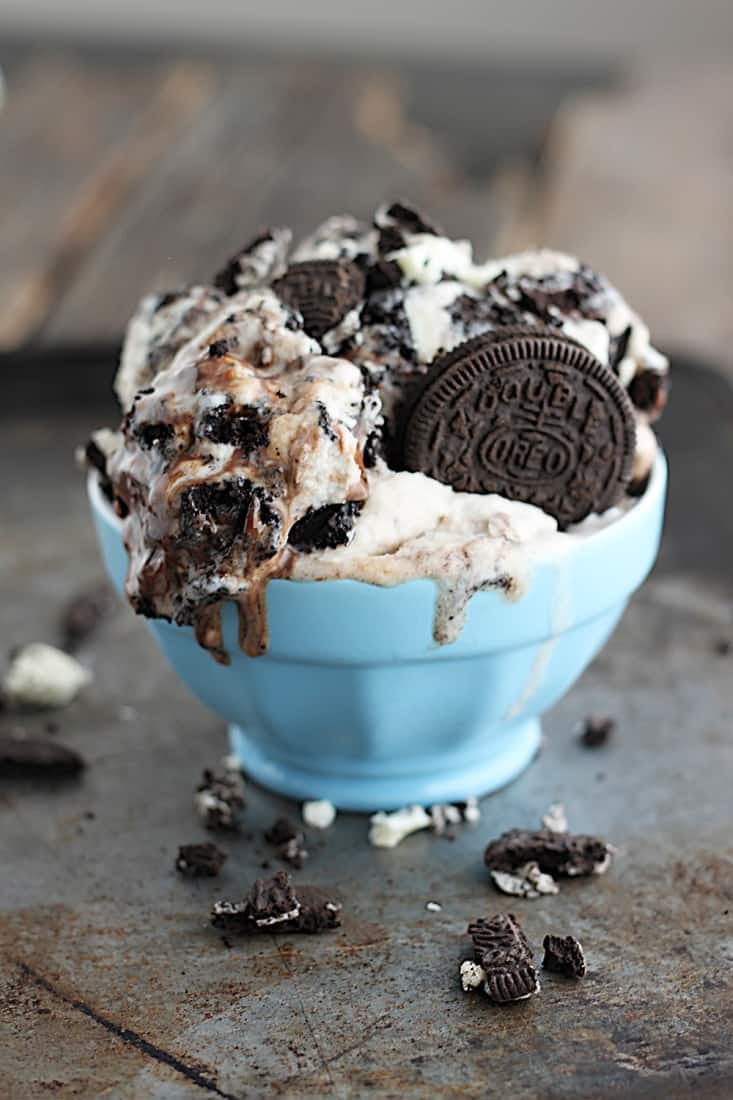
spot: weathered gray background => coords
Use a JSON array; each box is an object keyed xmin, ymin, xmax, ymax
[{"xmin": 0, "ymin": 38, "xmax": 732, "ymax": 1100}]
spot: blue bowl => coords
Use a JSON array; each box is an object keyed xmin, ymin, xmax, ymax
[{"xmin": 88, "ymin": 456, "xmax": 666, "ymax": 810}]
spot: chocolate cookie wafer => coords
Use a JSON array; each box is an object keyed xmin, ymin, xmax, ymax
[
  {"xmin": 273, "ymin": 259, "xmax": 366, "ymax": 340},
  {"xmin": 467, "ymin": 913, "xmax": 540, "ymax": 1004},
  {"xmin": 403, "ymin": 327, "xmax": 636, "ymax": 528}
]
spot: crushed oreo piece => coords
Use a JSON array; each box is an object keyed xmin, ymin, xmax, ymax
[
  {"xmin": 175, "ymin": 842, "xmax": 227, "ymax": 877},
  {"xmin": 362, "ymin": 429, "xmax": 382, "ymax": 469},
  {"xmin": 273, "ymin": 259, "xmax": 366, "ymax": 341},
  {"xmin": 628, "ymin": 368, "xmax": 668, "ymax": 419},
  {"xmin": 264, "ymin": 816, "xmax": 308, "ymax": 868},
  {"xmin": 213, "ymin": 227, "xmax": 291, "ymax": 295},
  {"xmin": 467, "ymin": 913, "xmax": 540, "ymax": 1004},
  {"xmin": 178, "ymin": 478, "xmax": 256, "ymax": 554},
  {"xmin": 377, "ymin": 226, "xmax": 406, "ymax": 255},
  {"xmin": 609, "ymin": 324, "xmax": 632, "ymax": 372},
  {"xmin": 60, "ymin": 582, "xmax": 117, "ymax": 652},
  {"xmin": 195, "ymin": 767, "xmax": 245, "ymax": 830},
  {"xmin": 288, "ymin": 501, "xmax": 363, "ymax": 553},
  {"xmin": 366, "ymin": 258, "xmax": 403, "ymax": 292},
  {"xmin": 542, "ymin": 934, "xmax": 586, "ymax": 978},
  {"xmin": 484, "ymin": 828, "xmax": 612, "ymax": 879},
  {"xmin": 85, "ymin": 439, "xmax": 115, "ymax": 503},
  {"xmin": 490, "ymin": 862, "xmax": 559, "ymax": 899},
  {"xmin": 714, "ymin": 638, "xmax": 731, "ymax": 656},
  {"xmin": 211, "ymin": 870, "xmax": 341, "ymax": 934},
  {"xmin": 541, "ymin": 803, "xmax": 568, "ymax": 834},
  {"xmin": 208, "ymin": 338, "xmax": 232, "ymax": 359},
  {"xmin": 430, "ymin": 798, "xmax": 480, "ymax": 835},
  {"xmin": 580, "ymin": 715, "xmax": 616, "ymax": 748},
  {"xmin": 200, "ymin": 404, "xmax": 269, "ymax": 454},
  {"xmin": 0, "ymin": 734, "xmax": 85, "ymax": 776},
  {"xmin": 376, "ymin": 201, "xmax": 440, "ymax": 237}
]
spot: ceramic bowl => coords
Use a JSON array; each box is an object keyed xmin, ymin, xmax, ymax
[{"xmin": 88, "ymin": 454, "xmax": 666, "ymax": 809}]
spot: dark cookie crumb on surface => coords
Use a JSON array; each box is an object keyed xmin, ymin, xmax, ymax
[
  {"xmin": 542, "ymin": 933, "xmax": 586, "ymax": 978},
  {"xmin": 580, "ymin": 715, "xmax": 616, "ymax": 748},
  {"xmin": 484, "ymin": 828, "xmax": 611, "ymax": 878},
  {"xmin": 467, "ymin": 912, "xmax": 539, "ymax": 1004},
  {"xmin": 264, "ymin": 816, "xmax": 308, "ymax": 868},
  {"xmin": 211, "ymin": 870, "xmax": 341, "ymax": 935},
  {"xmin": 60, "ymin": 582, "xmax": 117, "ymax": 652},
  {"xmin": 0, "ymin": 735, "xmax": 85, "ymax": 776},
  {"xmin": 195, "ymin": 767, "xmax": 245, "ymax": 831},
  {"xmin": 175, "ymin": 842, "xmax": 228, "ymax": 877}
]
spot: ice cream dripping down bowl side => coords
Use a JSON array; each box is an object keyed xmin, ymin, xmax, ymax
[{"xmin": 89, "ymin": 455, "xmax": 666, "ymax": 811}]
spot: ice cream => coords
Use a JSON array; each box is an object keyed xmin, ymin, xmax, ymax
[{"xmin": 91, "ymin": 202, "xmax": 668, "ymax": 661}]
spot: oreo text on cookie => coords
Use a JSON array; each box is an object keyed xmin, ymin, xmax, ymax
[{"xmin": 403, "ymin": 327, "xmax": 636, "ymax": 528}]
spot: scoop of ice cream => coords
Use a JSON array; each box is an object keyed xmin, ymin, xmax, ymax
[{"xmin": 97, "ymin": 202, "xmax": 667, "ymax": 659}]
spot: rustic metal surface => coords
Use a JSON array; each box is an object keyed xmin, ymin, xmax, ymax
[{"xmin": 0, "ymin": 357, "xmax": 731, "ymax": 1099}]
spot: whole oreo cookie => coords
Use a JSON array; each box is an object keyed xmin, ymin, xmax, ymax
[
  {"xmin": 273, "ymin": 259, "xmax": 365, "ymax": 341},
  {"xmin": 402, "ymin": 327, "xmax": 636, "ymax": 528}
]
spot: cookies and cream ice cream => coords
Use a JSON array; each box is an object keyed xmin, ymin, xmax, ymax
[{"xmin": 91, "ymin": 202, "xmax": 668, "ymax": 661}]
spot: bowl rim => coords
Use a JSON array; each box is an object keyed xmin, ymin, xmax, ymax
[{"xmin": 87, "ymin": 449, "xmax": 667, "ymax": 560}]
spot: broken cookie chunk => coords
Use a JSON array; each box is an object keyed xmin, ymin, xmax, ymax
[
  {"xmin": 580, "ymin": 715, "xmax": 616, "ymax": 748},
  {"xmin": 464, "ymin": 913, "xmax": 540, "ymax": 1004},
  {"xmin": 490, "ymin": 862, "xmax": 559, "ymax": 899},
  {"xmin": 484, "ymin": 828, "xmax": 612, "ymax": 879},
  {"xmin": 211, "ymin": 870, "xmax": 341, "ymax": 934},
  {"xmin": 195, "ymin": 767, "xmax": 245, "ymax": 830},
  {"xmin": 542, "ymin": 933, "xmax": 586, "ymax": 978},
  {"xmin": 175, "ymin": 842, "xmax": 228, "ymax": 877},
  {"xmin": 264, "ymin": 816, "xmax": 309, "ymax": 868},
  {"xmin": 0, "ymin": 734, "xmax": 85, "ymax": 776}
]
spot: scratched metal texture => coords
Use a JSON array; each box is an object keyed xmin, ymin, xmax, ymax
[{"xmin": 0, "ymin": 358, "xmax": 731, "ymax": 1099}]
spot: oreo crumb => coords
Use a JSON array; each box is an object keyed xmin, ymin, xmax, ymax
[
  {"xmin": 60, "ymin": 582, "xmax": 116, "ymax": 652},
  {"xmin": 288, "ymin": 501, "xmax": 363, "ymax": 553},
  {"xmin": 175, "ymin": 842, "xmax": 227, "ymax": 877},
  {"xmin": 466, "ymin": 913, "xmax": 540, "ymax": 1004},
  {"xmin": 713, "ymin": 638, "xmax": 731, "ymax": 656},
  {"xmin": 84, "ymin": 439, "xmax": 115, "ymax": 503},
  {"xmin": 580, "ymin": 715, "xmax": 616, "ymax": 748},
  {"xmin": 0, "ymin": 735, "xmax": 85, "ymax": 776},
  {"xmin": 491, "ymin": 862, "xmax": 559, "ymax": 899},
  {"xmin": 430, "ymin": 798, "xmax": 480, "ymax": 835},
  {"xmin": 369, "ymin": 805, "xmax": 432, "ymax": 848},
  {"xmin": 200, "ymin": 404, "xmax": 269, "ymax": 454},
  {"xmin": 211, "ymin": 870, "xmax": 341, "ymax": 934},
  {"xmin": 366, "ymin": 258, "xmax": 402, "ymax": 293},
  {"xmin": 265, "ymin": 816, "xmax": 308, "ymax": 868},
  {"xmin": 541, "ymin": 803, "xmax": 568, "ymax": 834},
  {"xmin": 195, "ymin": 767, "xmax": 245, "ymax": 830},
  {"xmin": 484, "ymin": 828, "xmax": 612, "ymax": 879},
  {"xmin": 2, "ymin": 644, "xmax": 92, "ymax": 709},
  {"xmin": 628, "ymin": 368, "xmax": 668, "ymax": 417},
  {"xmin": 377, "ymin": 201, "xmax": 440, "ymax": 237},
  {"xmin": 542, "ymin": 934, "xmax": 586, "ymax": 978},
  {"xmin": 302, "ymin": 799, "xmax": 336, "ymax": 830},
  {"xmin": 460, "ymin": 960, "xmax": 487, "ymax": 991}
]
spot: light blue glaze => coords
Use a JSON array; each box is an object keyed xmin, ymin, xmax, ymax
[{"xmin": 88, "ymin": 455, "xmax": 666, "ymax": 810}]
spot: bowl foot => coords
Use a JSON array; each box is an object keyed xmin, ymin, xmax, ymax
[{"xmin": 228, "ymin": 716, "xmax": 541, "ymax": 812}]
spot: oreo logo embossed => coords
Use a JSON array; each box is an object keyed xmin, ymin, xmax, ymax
[{"xmin": 403, "ymin": 327, "xmax": 636, "ymax": 528}]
